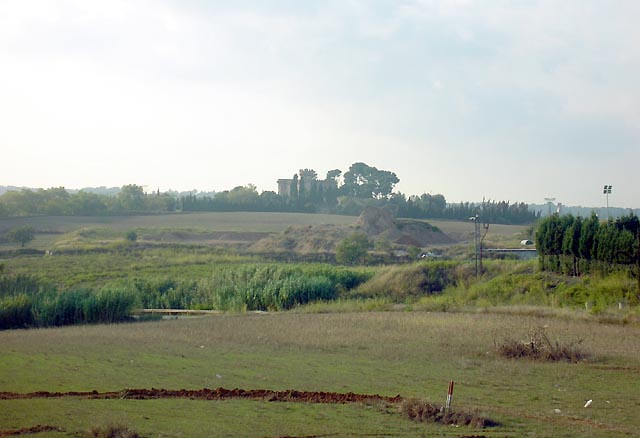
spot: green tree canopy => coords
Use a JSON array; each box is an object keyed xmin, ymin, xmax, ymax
[
  {"xmin": 6, "ymin": 226, "xmax": 35, "ymax": 247},
  {"xmin": 342, "ymin": 162, "xmax": 399, "ymax": 199},
  {"xmin": 335, "ymin": 232, "xmax": 371, "ymax": 265}
]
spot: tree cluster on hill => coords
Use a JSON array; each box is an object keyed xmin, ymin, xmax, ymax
[
  {"xmin": 536, "ymin": 213, "xmax": 640, "ymax": 298},
  {"xmin": 180, "ymin": 162, "xmax": 537, "ymax": 224},
  {"xmin": 0, "ymin": 162, "xmax": 538, "ymax": 224}
]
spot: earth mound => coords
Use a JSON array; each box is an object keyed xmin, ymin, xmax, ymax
[
  {"xmin": 356, "ymin": 206, "xmax": 395, "ymax": 235},
  {"xmin": 251, "ymin": 207, "xmax": 454, "ymax": 253}
]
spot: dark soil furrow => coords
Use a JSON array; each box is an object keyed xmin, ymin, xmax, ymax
[{"xmin": 0, "ymin": 388, "xmax": 403, "ymax": 404}]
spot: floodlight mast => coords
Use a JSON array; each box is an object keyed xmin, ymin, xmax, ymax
[{"xmin": 603, "ymin": 185, "xmax": 612, "ymax": 221}]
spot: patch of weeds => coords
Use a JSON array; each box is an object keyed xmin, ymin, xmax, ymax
[
  {"xmin": 399, "ymin": 399, "xmax": 498, "ymax": 428},
  {"xmin": 495, "ymin": 326, "xmax": 588, "ymax": 363},
  {"xmin": 80, "ymin": 423, "xmax": 140, "ymax": 438}
]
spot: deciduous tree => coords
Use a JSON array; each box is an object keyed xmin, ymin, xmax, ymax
[{"xmin": 6, "ymin": 226, "xmax": 35, "ymax": 247}]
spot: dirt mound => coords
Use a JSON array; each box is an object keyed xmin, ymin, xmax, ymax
[
  {"xmin": 0, "ymin": 388, "xmax": 497, "ymax": 430},
  {"xmin": 380, "ymin": 219, "xmax": 455, "ymax": 246},
  {"xmin": 250, "ymin": 208, "xmax": 454, "ymax": 253},
  {"xmin": 359, "ymin": 207, "xmax": 455, "ymax": 246},
  {"xmin": 250, "ymin": 224, "xmax": 350, "ymax": 254},
  {"xmin": 356, "ymin": 206, "xmax": 394, "ymax": 235},
  {"xmin": 0, "ymin": 387, "xmax": 402, "ymax": 405},
  {"xmin": 0, "ymin": 425, "xmax": 63, "ymax": 436}
]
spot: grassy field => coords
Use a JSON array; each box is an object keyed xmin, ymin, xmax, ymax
[
  {"xmin": 427, "ymin": 219, "xmax": 530, "ymax": 248},
  {"xmin": 0, "ymin": 212, "xmax": 530, "ymax": 251},
  {"xmin": 1, "ymin": 311, "xmax": 639, "ymax": 437},
  {"xmin": 0, "ymin": 212, "xmax": 358, "ymax": 235},
  {"xmin": 0, "ymin": 212, "xmax": 359, "ymax": 251}
]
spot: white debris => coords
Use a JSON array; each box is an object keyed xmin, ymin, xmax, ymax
[
  {"xmin": 554, "ymin": 409, "xmax": 562, "ymax": 414},
  {"xmin": 584, "ymin": 400, "xmax": 593, "ymax": 408}
]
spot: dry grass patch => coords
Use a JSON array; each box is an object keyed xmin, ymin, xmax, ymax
[
  {"xmin": 495, "ymin": 326, "xmax": 588, "ymax": 363},
  {"xmin": 81, "ymin": 423, "xmax": 140, "ymax": 438},
  {"xmin": 399, "ymin": 399, "xmax": 497, "ymax": 428}
]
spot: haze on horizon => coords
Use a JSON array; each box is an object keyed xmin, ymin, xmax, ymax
[{"xmin": 1, "ymin": 1, "xmax": 638, "ymax": 209}]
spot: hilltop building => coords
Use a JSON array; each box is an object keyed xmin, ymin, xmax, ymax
[{"xmin": 277, "ymin": 169, "xmax": 338, "ymax": 198}]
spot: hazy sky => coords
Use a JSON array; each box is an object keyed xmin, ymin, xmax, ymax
[{"xmin": 1, "ymin": 0, "xmax": 639, "ymax": 208}]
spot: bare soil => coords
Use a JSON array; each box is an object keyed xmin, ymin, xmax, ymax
[
  {"xmin": 0, "ymin": 425, "xmax": 63, "ymax": 436},
  {"xmin": 0, "ymin": 387, "xmax": 402, "ymax": 404}
]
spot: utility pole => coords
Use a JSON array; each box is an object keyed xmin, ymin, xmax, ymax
[
  {"xmin": 479, "ymin": 221, "xmax": 490, "ymax": 274},
  {"xmin": 470, "ymin": 215, "xmax": 479, "ymax": 277}
]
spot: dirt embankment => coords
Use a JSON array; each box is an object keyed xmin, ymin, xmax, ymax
[
  {"xmin": 251, "ymin": 207, "xmax": 455, "ymax": 253},
  {"xmin": 0, "ymin": 387, "xmax": 402, "ymax": 404}
]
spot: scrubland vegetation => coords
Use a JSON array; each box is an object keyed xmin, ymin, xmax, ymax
[
  {"xmin": 1, "ymin": 211, "xmax": 639, "ymax": 437},
  {"xmin": 2, "ymin": 251, "xmax": 638, "ymax": 330}
]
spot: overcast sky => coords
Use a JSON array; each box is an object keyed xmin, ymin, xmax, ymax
[{"xmin": 1, "ymin": 0, "xmax": 638, "ymax": 208}]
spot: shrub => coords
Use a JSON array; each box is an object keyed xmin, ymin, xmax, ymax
[
  {"xmin": 83, "ymin": 423, "xmax": 139, "ymax": 438},
  {"xmin": 400, "ymin": 399, "xmax": 497, "ymax": 427},
  {"xmin": 335, "ymin": 232, "xmax": 371, "ymax": 265},
  {"xmin": 125, "ymin": 230, "xmax": 138, "ymax": 242},
  {"xmin": 495, "ymin": 326, "xmax": 588, "ymax": 363}
]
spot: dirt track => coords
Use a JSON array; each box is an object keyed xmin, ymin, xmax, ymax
[{"xmin": 0, "ymin": 387, "xmax": 403, "ymax": 404}]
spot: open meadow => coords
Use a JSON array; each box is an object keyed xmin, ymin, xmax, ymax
[
  {"xmin": 1, "ymin": 311, "xmax": 639, "ymax": 437},
  {"xmin": 0, "ymin": 212, "xmax": 360, "ymax": 252},
  {"xmin": 2, "ymin": 212, "xmax": 638, "ymax": 437},
  {"xmin": 0, "ymin": 212, "xmax": 530, "ymax": 252}
]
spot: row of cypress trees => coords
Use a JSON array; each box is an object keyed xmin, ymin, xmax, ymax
[{"xmin": 536, "ymin": 213, "xmax": 640, "ymax": 281}]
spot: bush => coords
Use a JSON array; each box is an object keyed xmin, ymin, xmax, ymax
[
  {"xmin": 335, "ymin": 232, "xmax": 371, "ymax": 265},
  {"xmin": 125, "ymin": 230, "xmax": 138, "ymax": 242},
  {"xmin": 400, "ymin": 398, "xmax": 497, "ymax": 427},
  {"xmin": 84, "ymin": 423, "xmax": 139, "ymax": 438},
  {"xmin": 495, "ymin": 326, "xmax": 588, "ymax": 363}
]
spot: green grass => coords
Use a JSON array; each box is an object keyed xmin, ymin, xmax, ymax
[
  {"xmin": 1, "ymin": 248, "xmax": 258, "ymax": 288},
  {"xmin": 1, "ymin": 312, "xmax": 639, "ymax": 437},
  {"xmin": 427, "ymin": 219, "xmax": 530, "ymax": 247},
  {"xmin": 0, "ymin": 212, "xmax": 357, "ymax": 235}
]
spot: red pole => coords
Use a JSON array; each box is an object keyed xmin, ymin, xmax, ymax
[{"xmin": 446, "ymin": 380, "xmax": 455, "ymax": 410}]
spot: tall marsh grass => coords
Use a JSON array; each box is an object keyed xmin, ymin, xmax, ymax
[
  {"xmin": 1, "ymin": 263, "xmax": 371, "ymax": 328},
  {"xmin": 131, "ymin": 264, "xmax": 372, "ymax": 311},
  {"xmin": 0, "ymin": 273, "xmax": 138, "ymax": 329}
]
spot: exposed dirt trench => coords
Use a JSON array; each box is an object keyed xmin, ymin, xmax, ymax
[{"xmin": 0, "ymin": 387, "xmax": 403, "ymax": 404}]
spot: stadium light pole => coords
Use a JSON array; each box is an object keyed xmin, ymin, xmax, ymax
[{"xmin": 603, "ymin": 185, "xmax": 612, "ymax": 221}]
